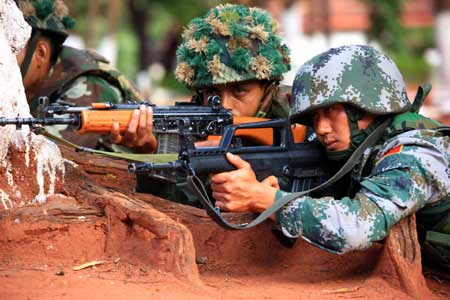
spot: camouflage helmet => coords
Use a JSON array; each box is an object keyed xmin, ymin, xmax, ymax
[
  {"xmin": 290, "ymin": 45, "xmax": 411, "ymax": 125},
  {"xmin": 175, "ymin": 4, "xmax": 291, "ymax": 89},
  {"xmin": 17, "ymin": 0, "xmax": 75, "ymax": 42}
]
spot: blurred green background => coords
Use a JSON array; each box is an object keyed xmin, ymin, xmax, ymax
[{"xmin": 65, "ymin": 0, "xmax": 446, "ymax": 106}]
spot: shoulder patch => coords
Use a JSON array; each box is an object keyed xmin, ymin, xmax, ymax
[
  {"xmin": 375, "ymin": 145, "xmax": 404, "ymax": 167},
  {"xmin": 383, "ymin": 145, "xmax": 403, "ymax": 157}
]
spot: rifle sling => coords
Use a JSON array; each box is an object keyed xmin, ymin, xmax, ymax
[
  {"xmin": 188, "ymin": 117, "xmax": 393, "ymax": 230},
  {"xmin": 34, "ymin": 127, "xmax": 177, "ymax": 163}
]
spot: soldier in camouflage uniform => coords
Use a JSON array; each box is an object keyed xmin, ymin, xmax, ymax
[
  {"xmin": 127, "ymin": 3, "xmax": 293, "ymax": 154},
  {"xmin": 15, "ymin": 0, "xmax": 152, "ymax": 152},
  {"xmin": 210, "ymin": 45, "xmax": 450, "ymax": 270},
  {"xmin": 135, "ymin": 4, "xmax": 295, "ymax": 205},
  {"xmin": 174, "ymin": 3, "xmax": 292, "ymax": 120}
]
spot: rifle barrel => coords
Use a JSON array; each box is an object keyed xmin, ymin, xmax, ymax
[{"xmin": 0, "ymin": 117, "xmax": 78, "ymax": 127}]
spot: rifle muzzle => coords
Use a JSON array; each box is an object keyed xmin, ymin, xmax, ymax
[{"xmin": 128, "ymin": 161, "xmax": 184, "ymax": 174}]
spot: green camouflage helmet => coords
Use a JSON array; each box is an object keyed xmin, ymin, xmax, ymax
[
  {"xmin": 290, "ymin": 45, "xmax": 411, "ymax": 125},
  {"xmin": 175, "ymin": 4, "xmax": 291, "ymax": 89},
  {"xmin": 17, "ymin": 0, "xmax": 75, "ymax": 41}
]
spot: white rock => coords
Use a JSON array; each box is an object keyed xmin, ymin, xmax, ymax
[{"xmin": 0, "ymin": 0, "xmax": 65, "ymax": 210}]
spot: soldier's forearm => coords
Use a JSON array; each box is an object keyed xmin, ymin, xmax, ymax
[{"xmin": 276, "ymin": 192, "xmax": 389, "ymax": 254}]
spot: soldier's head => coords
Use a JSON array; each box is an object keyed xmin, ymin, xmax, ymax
[
  {"xmin": 175, "ymin": 4, "xmax": 291, "ymax": 117},
  {"xmin": 15, "ymin": 0, "xmax": 75, "ymax": 99},
  {"xmin": 290, "ymin": 45, "xmax": 410, "ymax": 159}
]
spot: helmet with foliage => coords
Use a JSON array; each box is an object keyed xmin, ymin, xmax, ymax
[
  {"xmin": 175, "ymin": 4, "xmax": 291, "ymax": 89},
  {"xmin": 290, "ymin": 45, "xmax": 411, "ymax": 125},
  {"xmin": 17, "ymin": 0, "xmax": 75, "ymax": 43}
]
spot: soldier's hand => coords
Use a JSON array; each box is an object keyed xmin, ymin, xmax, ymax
[
  {"xmin": 211, "ymin": 153, "xmax": 277, "ymax": 213},
  {"xmin": 110, "ymin": 105, "xmax": 157, "ymax": 153},
  {"xmin": 261, "ymin": 175, "xmax": 279, "ymax": 189}
]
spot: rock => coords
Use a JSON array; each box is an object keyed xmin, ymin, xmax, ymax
[{"xmin": 0, "ymin": 0, "xmax": 65, "ymax": 211}]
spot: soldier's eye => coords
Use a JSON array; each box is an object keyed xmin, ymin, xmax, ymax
[
  {"xmin": 232, "ymin": 86, "xmax": 247, "ymax": 95},
  {"xmin": 325, "ymin": 106, "xmax": 334, "ymax": 113},
  {"xmin": 203, "ymin": 89, "xmax": 218, "ymax": 96}
]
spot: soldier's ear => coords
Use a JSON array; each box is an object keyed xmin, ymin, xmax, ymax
[
  {"xmin": 33, "ymin": 37, "xmax": 53, "ymax": 67},
  {"xmin": 357, "ymin": 113, "xmax": 375, "ymax": 130}
]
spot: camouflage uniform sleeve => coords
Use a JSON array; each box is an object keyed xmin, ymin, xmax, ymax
[
  {"xmin": 275, "ymin": 131, "xmax": 450, "ymax": 254},
  {"xmin": 54, "ymin": 75, "xmax": 124, "ymax": 150}
]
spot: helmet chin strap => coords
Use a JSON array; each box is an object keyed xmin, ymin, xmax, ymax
[
  {"xmin": 255, "ymin": 81, "xmax": 279, "ymax": 118},
  {"xmin": 326, "ymin": 105, "xmax": 380, "ymax": 162},
  {"xmin": 20, "ymin": 31, "xmax": 41, "ymax": 79}
]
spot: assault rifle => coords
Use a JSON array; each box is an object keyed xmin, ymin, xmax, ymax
[
  {"xmin": 0, "ymin": 96, "xmax": 231, "ymax": 136},
  {"xmin": 129, "ymin": 119, "xmax": 327, "ymax": 229},
  {"xmin": 0, "ymin": 96, "xmax": 306, "ymax": 151}
]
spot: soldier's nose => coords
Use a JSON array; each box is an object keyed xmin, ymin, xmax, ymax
[{"xmin": 315, "ymin": 116, "xmax": 332, "ymax": 135}]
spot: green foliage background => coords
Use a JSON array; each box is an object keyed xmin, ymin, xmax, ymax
[
  {"xmin": 68, "ymin": 1, "xmax": 435, "ymax": 89},
  {"xmin": 362, "ymin": 0, "xmax": 434, "ymax": 84},
  {"xmin": 68, "ymin": 0, "xmax": 226, "ymax": 95}
]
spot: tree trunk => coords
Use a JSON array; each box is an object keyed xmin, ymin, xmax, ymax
[{"xmin": 128, "ymin": 0, "xmax": 153, "ymax": 70}]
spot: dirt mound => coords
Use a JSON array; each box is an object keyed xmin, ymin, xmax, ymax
[{"xmin": 1, "ymin": 145, "xmax": 449, "ymax": 300}]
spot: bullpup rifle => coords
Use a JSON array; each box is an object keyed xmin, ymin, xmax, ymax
[{"xmin": 129, "ymin": 119, "xmax": 327, "ymax": 229}]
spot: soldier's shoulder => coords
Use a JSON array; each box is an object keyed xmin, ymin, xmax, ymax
[
  {"xmin": 61, "ymin": 46, "xmax": 109, "ymax": 64},
  {"xmin": 372, "ymin": 129, "xmax": 449, "ymax": 173},
  {"xmin": 63, "ymin": 75, "xmax": 122, "ymax": 104},
  {"xmin": 269, "ymin": 84, "xmax": 292, "ymax": 118}
]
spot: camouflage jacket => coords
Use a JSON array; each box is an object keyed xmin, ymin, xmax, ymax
[
  {"xmin": 276, "ymin": 115, "xmax": 450, "ymax": 264},
  {"xmin": 29, "ymin": 46, "xmax": 143, "ymax": 150}
]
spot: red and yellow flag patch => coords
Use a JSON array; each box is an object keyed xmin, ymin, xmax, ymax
[
  {"xmin": 376, "ymin": 145, "xmax": 404, "ymax": 165},
  {"xmin": 383, "ymin": 145, "xmax": 403, "ymax": 158}
]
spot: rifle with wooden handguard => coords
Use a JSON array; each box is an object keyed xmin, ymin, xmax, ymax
[{"xmin": 0, "ymin": 96, "xmax": 306, "ymax": 147}]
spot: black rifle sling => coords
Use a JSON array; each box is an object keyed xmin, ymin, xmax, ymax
[{"xmin": 187, "ymin": 117, "xmax": 393, "ymax": 230}]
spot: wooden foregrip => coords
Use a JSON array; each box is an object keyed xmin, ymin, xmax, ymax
[{"xmin": 76, "ymin": 110, "xmax": 133, "ymax": 134}]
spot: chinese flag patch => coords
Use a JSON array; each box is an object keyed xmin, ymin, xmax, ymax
[{"xmin": 383, "ymin": 145, "xmax": 403, "ymax": 158}]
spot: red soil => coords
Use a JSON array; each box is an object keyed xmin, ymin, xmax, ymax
[{"xmin": 0, "ymin": 147, "xmax": 449, "ymax": 300}]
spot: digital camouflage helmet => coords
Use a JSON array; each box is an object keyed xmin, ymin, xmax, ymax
[
  {"xmin": 290, "ymin": 45, "xmax": 411, "ymax": 125},
  {"xmin": 175, "ymin": 4, "xmax": 291, "ymax": 89}
]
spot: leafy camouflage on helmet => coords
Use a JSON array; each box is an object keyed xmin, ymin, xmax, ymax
[
  {"xmin": 18, "ymin": 0, "xmax": 75, "ymax": 40},
  {"xmin": 175, "ymin": 4, "xmax": 291, "ymax": 89},
  {"xmin": 290, "ymin": 45, "xmax": 411, "ymax": 125}
]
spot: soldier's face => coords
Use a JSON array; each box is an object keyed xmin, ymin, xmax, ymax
[
  {"xmin": 201, "ymin": 81, "xmax": 265, "ymax": 116},
  {"xmin": 312, "ymin": 104, "xmax": 351, "ymax": 151},
  {"xmin": 16, "ymin": 37, "xmax": 53, "ymax": 100}
]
